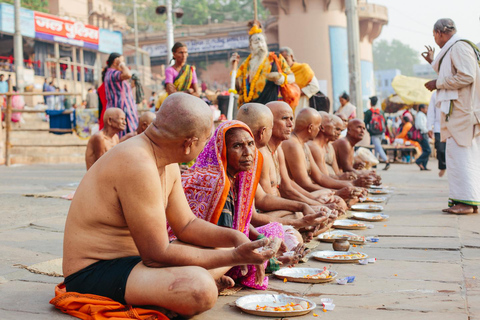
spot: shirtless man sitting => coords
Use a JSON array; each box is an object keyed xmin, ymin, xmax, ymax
[
  {"xmin": 236, "ymin": 103, "xmax": 330, "ymax": 236},
  {"xmin": 308, "ymin": 112, "xmax": 371, "ymax": 187},
  {"xmin": 332, "ymin": 119, "xmax": 381, "ymax": 185},
  {"xmin": 85, "ymin": 108, "xmax": 125, "ymax": 170},
  {"xmin": 282, "ymin": 108, "xmax": 365, "ymax": 204},
  {"xmin": 63, "ymin": 93, "xmax": 274, "ymax": 317},
  {"xmin": 120, "ymin": 111, "xmax": 155, "ymax": 142}
]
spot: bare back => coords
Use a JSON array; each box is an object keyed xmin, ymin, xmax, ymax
[
  {"xmin": 258, "ymin": 146, "xmax": 281, "ymax": 196},
  {"xmin": 64, "ymin": 135, "xmax": 174, "ymax": 276},
  {"xmin": 85, "ymin": 131, "xmax": 120, "ymax": 170}
]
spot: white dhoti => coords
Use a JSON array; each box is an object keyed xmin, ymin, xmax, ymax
[{"xmin": 446, "ymin": 136, "xmax": 480, "ymax": 206}]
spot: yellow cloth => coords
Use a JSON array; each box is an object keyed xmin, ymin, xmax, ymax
[
  {"xmin": 155, "ymin": 92, "xmax": 168, "ymax": 110},
  {"xmin": 173, "ymin": 65, "xmax": 194, "ymax": 92},
  {"xmin": 290, "ymin": 62, "xmax": 314, "ymax": 89},
  {"xmin": 236, "ymin": 53, "xmax": 292, "ymax": 106}
]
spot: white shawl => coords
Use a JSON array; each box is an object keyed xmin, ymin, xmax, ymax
[{"xmin": 431, "ymin": 34, "xmax": 463, "ymax": 114}]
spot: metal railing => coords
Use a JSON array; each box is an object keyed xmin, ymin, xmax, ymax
[{"xmin": 2, "ymin": 84, "xmax": 152, "ymax": 166}]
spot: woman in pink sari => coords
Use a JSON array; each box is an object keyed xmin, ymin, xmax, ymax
[{"xmin": 170, "ymin": 120, "xmax": 284, "ymax": 290}]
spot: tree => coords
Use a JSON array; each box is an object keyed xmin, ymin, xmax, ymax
[
  {"xmin": 112, "ymin": 0, "xmax": 270, "ymax": 32},
  {"xmin": 4, "ymin": 0, "xmax": 48, "ymax": 12},
  {"xmin": 373, "ymin": 39, "xmax": 420, "ymax": 76}
]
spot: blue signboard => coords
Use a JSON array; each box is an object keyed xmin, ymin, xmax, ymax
[
  {"xmin": 99, "ymin": 29, "xmax": 123, "ymax": 55},
  {"xmin": 361, "ymin": 60, "xmax": 375, "ymax": 111},
  {"xmin": 0, "ymin": 3, "xmax": 35, "ymax": 38},
  {"xmin": 329, "ymin": 26, "xmax": 349, "ymax": 112}
]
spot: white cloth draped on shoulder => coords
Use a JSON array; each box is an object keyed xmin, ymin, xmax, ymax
[
  {"xmin": 431, "ymin": 34, "xmax": 464, "ymax": 115},
  {"xmin": 446, "ymin": 136, "xmax": 480, "ymax": 206}
]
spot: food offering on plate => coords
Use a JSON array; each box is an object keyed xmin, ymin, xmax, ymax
[
  {"xmin": 312, "ymin": 250, "xmax": 368, "ymax": 263},
  {"xmin": 368, "ymin": 188, "xmax": 391, "ymax": 195},
  {"xmin": 333, "ymin": 219, "xmax": 368, "ymax": 230},
  {"xmin": 359, "ymin": 196, "xmax": 386, "ymax": 203},
  {"xmin": 255, "ymin": 301, "xmax": 310, "ymax": 312},
  {"xmin": 236, "ymin": 294, "xmax": 316, "ymax": 317},
  {"xmin": 274, "ymin": 266, "xmax": 338, "ymax": 284},
  {"xmin": 318, "ymin": 230, "xmax": 366, "ymax": 244},
  {"xmin": 350, "ymin": 204, "xmax": 384, "ymax": 212},
  {"xmin": 351, "ymin": 212, "xmax": 389, "ymax": 222}
]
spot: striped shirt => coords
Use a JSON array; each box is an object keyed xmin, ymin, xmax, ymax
[{"xmin": 104, "ymin": 68, "xmax": 138, "ymax": 137}]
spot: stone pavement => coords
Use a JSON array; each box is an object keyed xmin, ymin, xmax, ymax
[{"xmin": 0, "ymin": 161, "xmax": 479, "ymax": 319}]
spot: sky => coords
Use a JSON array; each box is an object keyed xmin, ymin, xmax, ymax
[{"xmin": 370, "ymin": 0, "xmax": 480, "ymax": 60}]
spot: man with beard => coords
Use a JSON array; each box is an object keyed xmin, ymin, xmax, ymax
[{"xmin": 233, "ymin": 22, "xmax": 295, "ymax": 108}]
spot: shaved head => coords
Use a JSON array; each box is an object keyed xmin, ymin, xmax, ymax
[
  {"xmin": 236, "ymin": 103, "xmax": 273, "ymax": 134},
  {"xmin": 266, "ymin": 101, "xmax": 293, "ymax": 122},
  {"xmin": 347, "ymin": 118, "xmax": 366, "ymax": 141},
  {"xmin": 295, "ymin": 108, "xmax": 322, "ymax": 132},
  {"xmin": 104, "ymin": 108, "xmax": 124, "ymax": 124},
  {"xmin": 137, "ymin": 111, "xmax": 156, "ymax": 134},
  {"xmin": 153, "ymin": 92, "xmax": 212, "ymax": 139},
  {"xmin": 347, "ymin": 119, "xmax": 364, "ymax": 130},
  {"xmin": 319, "ymin": 111, "xmax": 331, "ymax": 126}
]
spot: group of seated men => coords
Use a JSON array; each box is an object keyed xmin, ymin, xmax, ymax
[{"xmin": 62, "ymin": 93, "xmax": 382, "ymax": 317}]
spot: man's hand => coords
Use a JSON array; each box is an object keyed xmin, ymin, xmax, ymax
[
  {"xmin": 233, "ymin": 238, "xmax": 274, "ymax": 266},
  {"xmin": 353, "ymin": 175, "xmax": 374, "ymax": 188},
  {"xmin": 230, "ymin": 53, "xmax": 240, "ymax": 65},
  {"xmin": 425, "ymin": 80, "xmax": 437, "ymax": 92},
  {"xmin": 338, "ymin": 172, "xmax": 357, "ymax": 181},
  {"xmin": 298, "ymin": 211, "xmax": 328, "ymax": 229},
  {"xmin": 353, "ymin": 161, "xmax": 365, "ymax": 170},
  {"xmin": 428, "ymin": 130, "xmax": 434, "ymax": 139},
  {"xmin": 266, "ymin": 72, "xmax": 283, "ymax": 84},
  {"xmin": 421, "ymin": 45, "xmax": 435, "ymax": 64}
]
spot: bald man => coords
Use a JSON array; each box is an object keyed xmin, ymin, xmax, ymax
[
  {"xmin": 282, "ymin": 109, "xmax": 365, "ymax": 203},
  {"xmin": 333, "ymin": 119, "xmax": 382, "ymax": 184},
  {"xmin": 236, "ymin": 103, "xmax": 329, "ymax": 239},
  {"xmin": 308, "ymin": 113, "xmax": 371, "ymax": 187},
  {"xmin": 120, "ymin": 111, "xmax": 155, "ymax": 142},
  {"xmin": 63, "ymin": 93, "xmax": 273, "ymax": 317},
  {"xmin": 85, "ymin": 108, "xmax": 126, "ymax": 170}
]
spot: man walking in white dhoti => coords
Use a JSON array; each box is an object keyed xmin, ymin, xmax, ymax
[{"xmin": 423, "ymin": 18, "xmax": 480, "ymax": 214}]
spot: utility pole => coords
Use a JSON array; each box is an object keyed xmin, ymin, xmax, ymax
[
  {"xmin": 345, "ymin": 0, "xmax": 363, "ymax": 119},
  {"xmin": 133, "ymin": 0, "xmax": 140, "ymax": 73},
  {"xmin": 165, "ymin": 0, "xmax": 174, "ymax": 65},
  {"xmin": 13, "ymin": 0, "xmax": 24, "ymax": 92}
]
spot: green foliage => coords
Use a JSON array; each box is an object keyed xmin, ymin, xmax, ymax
[
  {"xmin": 111, "ymin": 0, "xmax": 270, "ymax": 31},
  {"xmin": 373, "ymin": 39, "xmax": 420, "ymax": 76},
  {"xmin": 4, "ymin": 0, "xmax": 48, "ymax": 12}
]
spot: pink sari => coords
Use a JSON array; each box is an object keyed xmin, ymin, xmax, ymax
[{"xmin": 170, "ymin": 120, "xmax": 284, "ymax": 289}]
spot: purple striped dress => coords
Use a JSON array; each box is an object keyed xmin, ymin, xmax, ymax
[{"xmin": 104, "ymin": 68, "xmax": 138, "ymax": 137}]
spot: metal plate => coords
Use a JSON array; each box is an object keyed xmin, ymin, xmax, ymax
[
  {"xmin": 333, "ymin": 219, "xmax": 368, "ymax": 230},
  {"xmin": 236, "ymin": 294, "xmax": 316, "ymax": 317},
  {"xmin": 274, "ymin": 267, "xmax": 338, "ymax": 284},
  {"xmin": 312, "ymin": 250, "xmax": 368, "ymax": 263},
  {"xmin": 351, "ymin": 204, "xmax": 384, "ymax": 212},
  {"xmin": 360, "ymin": 196, "xmax": 387, "ymax": 203},
  {"xmin": 368, "ymin": 189, "xmax": 391, "ymax": 195},
  {"xmin": 317, "ymin": 230, "xmax": 365, "ymax": 244},
  {"xmin": 351, "ymin": 212, "xmax": 389, "ymax": 222}
]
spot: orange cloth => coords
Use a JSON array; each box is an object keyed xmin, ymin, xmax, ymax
[
  {"xmin": 396, "ymin": 122, "xmax": 421, "ymax": 152},
  {"xmin": 50, "ymin": 283, "xmax": 169, "ymax": 320}
]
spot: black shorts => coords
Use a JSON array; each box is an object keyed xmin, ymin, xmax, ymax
[{"xmin": 64, "ymin": 256, "xmax": 142, "ymax": 304}]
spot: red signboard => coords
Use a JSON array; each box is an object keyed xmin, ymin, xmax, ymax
[{"xmin": 34, "ymin": 12, "xmax": 99, "ymax": 49}]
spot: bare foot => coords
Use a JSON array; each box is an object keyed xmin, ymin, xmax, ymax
[
  {"xmin": 439, "ymin": 169, "xmax": 446, "ymax": 177},
  {"xmin": 216, "ymin": 275, "xmax": 235, "ymax": 294},
  {"xmin": 446, "ymin": 204, "xmax": 478, "ymax": 214},
  {"xmin": 442, "ymin": 207, "xmax": 450, "ymax": 212}
]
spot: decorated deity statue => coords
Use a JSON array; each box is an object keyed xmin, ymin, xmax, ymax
[{"xmin": 232, "ymin": 22, "xmax": 297, "ymax": 108}]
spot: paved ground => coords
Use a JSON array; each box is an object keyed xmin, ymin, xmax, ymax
[{"xmin": 0, "ymin": 161, "xmax": 479, "ymax": 319}]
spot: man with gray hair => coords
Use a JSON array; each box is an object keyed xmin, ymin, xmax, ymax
[
  {"xmin": 423, "ymin": 18, "xmax": 480, "ymax": 214},
  {"xmin": 279, "ymin": 47, "xmax": 319, "ymax": 116}
]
